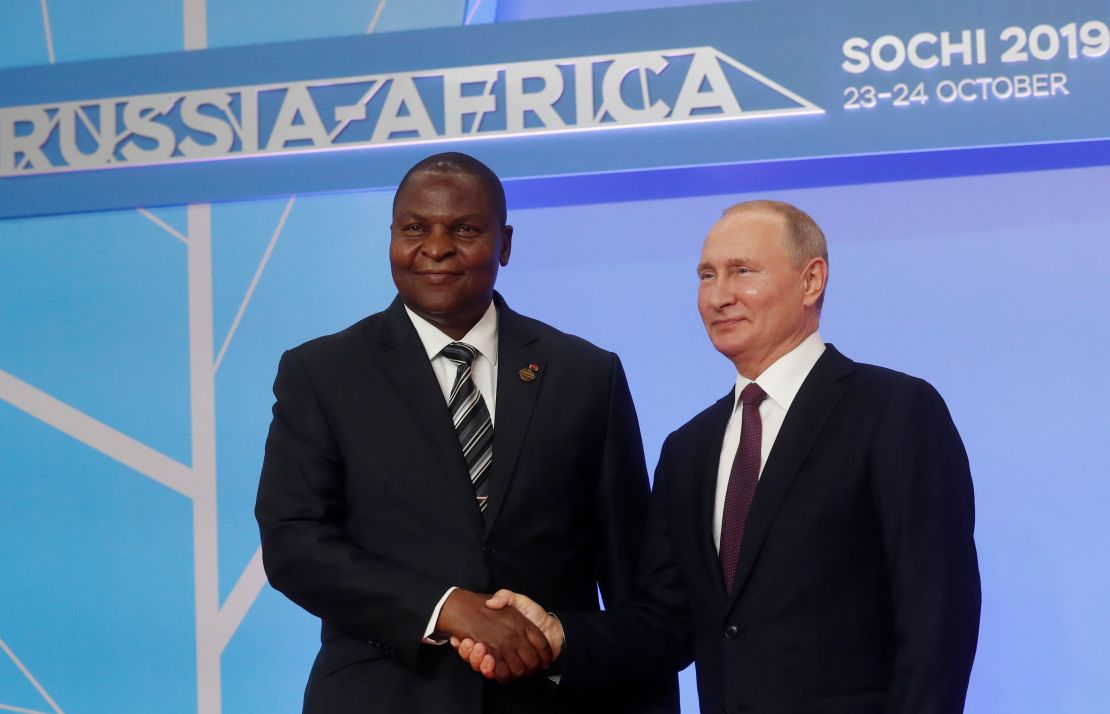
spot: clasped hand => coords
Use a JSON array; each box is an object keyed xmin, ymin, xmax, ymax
[{"xmin": 446, "ymin": 590, "xmax": 564, "ymax": 683}]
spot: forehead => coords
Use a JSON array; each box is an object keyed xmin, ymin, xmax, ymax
[
  {"xmin": 701, "ymin": 208, "xmax": 788, "ymax": 260},
  {"xmin": 393, "ymin": 171, "xmax": 495, "ymax": 218}
]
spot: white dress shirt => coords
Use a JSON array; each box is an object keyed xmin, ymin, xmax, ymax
[
  {"xmin": 404, "ymin": 302, "xmax": 499, "ymax": 425},
  {"xmin": 712, "ymin": 332, "xmax": 826, "ymax": 551},
  {"xmin": 403, "ymin": 302, "xmax": 499, "ymax": 641}
]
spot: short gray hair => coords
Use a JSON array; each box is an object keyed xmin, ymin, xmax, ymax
[{"xmin": 722, "ymin": 200, "xmax": 828, "ymax": 310}]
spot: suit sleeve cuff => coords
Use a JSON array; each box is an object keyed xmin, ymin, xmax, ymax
[{"xmin": 421, "ymin": 586, "xmax": 458, "ymax": 644}]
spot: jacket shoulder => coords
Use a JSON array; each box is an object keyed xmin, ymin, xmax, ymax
[
  {"xmin": 843, "ymin": 359, "xmax": 945, "ymax": 402},
  {"xmin": 282, "ymin": 313, "xmax": 382, "ymax": 367}
]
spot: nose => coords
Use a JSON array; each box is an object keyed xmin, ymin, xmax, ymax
[
  {"xmin": 708, "ymin": 277, "xmax": 735, "ymax": 310},
  {"xmin": 421, "ymin": 224, "xmax": 455, "ymax": 260}
]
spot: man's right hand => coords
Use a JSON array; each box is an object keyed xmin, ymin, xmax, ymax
[
  {"xmin": 451, "ymin": 590, "xmax": 565, "ymax": 680},
  {"xmin": 435, "ymin": 588, "xmax": 553, "ymax": 682}
]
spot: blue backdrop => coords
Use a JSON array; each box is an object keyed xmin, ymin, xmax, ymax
[{"xmin": 1, "ymin": 1, "xmax": 1108, "ymax": 712}]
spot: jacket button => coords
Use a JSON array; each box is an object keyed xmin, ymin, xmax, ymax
[
  {"xmin": 481, "ymin": 545, "xmax": 495, "ymax": 556},
  {"xmin": 723, "ymin": 624, "xmax": 739, "ymax": 639}
]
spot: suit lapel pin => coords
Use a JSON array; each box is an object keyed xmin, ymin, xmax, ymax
[{"xmin": 518, "ymin": 363, "xmax": 539, "ymax": 382}]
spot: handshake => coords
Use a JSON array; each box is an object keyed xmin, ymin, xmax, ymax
[{"xmin": 436, "ymin": 588, "xmax": 565, "ymax": 683}]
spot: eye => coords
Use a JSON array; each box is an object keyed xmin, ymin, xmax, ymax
[
  {"xmin": 699, "ymin": 271, "xmax": 715, "ymax": 281},
  {"xmin": 456, "ymin": 224, "xmax": 480, "ymax": 236},
  {"xmin": 733, "ymin": 266, "xmax": 751, "ymax": 275},
  {"xmin": 400, "ymin": 222, "xmax": 424, "ymax": 235}
]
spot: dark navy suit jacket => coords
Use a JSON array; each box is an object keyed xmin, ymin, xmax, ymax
[
  {"xmin": 559, "ymin": 345, "xmax": 980, "ymax": 714},
  {"xmin": 256, "ymin": 294, "xmax": 678, "ymax": 713}
]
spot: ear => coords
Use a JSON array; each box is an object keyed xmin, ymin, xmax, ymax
[
  {"xmin": 499, "ymin": 225, "xmax": 513, "ymax": 267},
  {"xmin": 800, "ymin": 257, "xmax": 828, "ymax": 307}
]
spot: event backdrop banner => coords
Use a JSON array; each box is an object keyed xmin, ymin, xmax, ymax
[{"xmin": 2, "ymin": 0, "xmax": 1109, "ymax": 216}]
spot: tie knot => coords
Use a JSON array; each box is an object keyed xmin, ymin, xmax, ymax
[
  {"xmin": 441, "ymin": 342, "xmax": 479, "ymax": 366},
  {"xmin": 740, "ymin": 382, "xmax": 766, "ymax": 407}
]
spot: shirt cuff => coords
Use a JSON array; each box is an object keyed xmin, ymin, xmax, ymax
[{"xmin": 421, "ymin": 586, "xmax": 458, "ymax": 645}]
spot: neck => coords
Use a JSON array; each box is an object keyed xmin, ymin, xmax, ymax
[
  {"xmin": 734, "ymin": 325, "xmax": 817, "ymax": 380},
  {"xmin": 412, "ymin": 299, "xmax": 494, "ymax": 341}
]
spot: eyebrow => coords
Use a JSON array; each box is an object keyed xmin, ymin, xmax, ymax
[
  {"xmin": 697, "ymin": 258, "xmax": 751, "ymax": 273},
  {"xmin": 396, "ymin": 211, "xmax": 488, "ymax": 223}
]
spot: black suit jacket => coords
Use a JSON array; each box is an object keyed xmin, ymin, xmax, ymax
[
  {"xmin": 255, "ymin": 294, "xmax": 678, "ymax": 713},
  {"xmin": 559, "ymin": 345, "xmax": 980, "ymax": 714}
]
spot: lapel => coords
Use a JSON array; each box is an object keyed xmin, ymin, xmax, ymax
[
  {"xmin": 369, "ymin": 297, "xmax": 485, "ymax": 536},
  {"xmin": 483, "ymin": 293, "xmax": 544, "ymax": 538},
  {"xmin": 725, "ymin": 344, "xmax": 855, "ymax": 609},
  {"xmin": 694, "ymin": 393, "xmax": 737, "ymax": 608}
]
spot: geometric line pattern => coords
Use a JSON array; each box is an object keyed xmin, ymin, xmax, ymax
[
  {"xmin": 0, "ymin": 198, "xmax": 277, "ymax": 713},
  {"xmin": 215, "ymin": 196, "xmax": 295, "ymax": 373},
  {"xmin": 38, "ymin": 0, "xmax": 55, "ymax": 65},
  {"xmin": 0, "ymin": 637, "xmax": 63, "ymax": 714},
  {"xmin": 137, "ymin": 208, "xmax": 190, "ymax": 245},
  {"xmin": 366, "ymin": 0, "xmax": 390, "ymax": 33},
  {"xmin": 464, "ymin": 0, "xmax": 485, "ymax": 25},
  {"xmin": 0, "ymin": 368, "xmax": 193, "ymax": 497}
]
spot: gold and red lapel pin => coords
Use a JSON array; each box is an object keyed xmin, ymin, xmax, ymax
[{"xmin": 518, "ymin": 363, "xmax": 540, "ymax": 382}]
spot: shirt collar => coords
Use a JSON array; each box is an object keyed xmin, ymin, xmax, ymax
[
  {"xmin": 733, "ymin": 332, "xmax": 826, "ymax": 413},
  {"xmin": 404, "ymin": 301, "xmax": 500, "ymax": 366}
]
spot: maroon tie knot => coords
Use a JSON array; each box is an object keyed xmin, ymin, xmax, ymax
[{"xmin": 740, "ymin": 382, "xmax": 766, "ymax": 407}]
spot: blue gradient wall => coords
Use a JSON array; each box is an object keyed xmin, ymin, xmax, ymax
[{"xmin": 2, "ymin": 1, "xmax": 1108, "ymax": 712}]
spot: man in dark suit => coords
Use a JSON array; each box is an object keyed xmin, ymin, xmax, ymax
[
  {"xmin": 458, "ymin": 200, "xmax": 981, "ymax": 713},
  {"xmin": 255, "ymin": 152, "xmax": 679, "ymax": 713}
]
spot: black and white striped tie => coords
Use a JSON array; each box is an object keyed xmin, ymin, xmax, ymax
[{"xmin": 441, "ymin": 342, "xmax": 493, "ymax": 515}]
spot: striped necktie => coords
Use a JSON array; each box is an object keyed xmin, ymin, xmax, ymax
[{"xmin": 441, "ymin": 342, "xmax": 494, "ymax": 515}]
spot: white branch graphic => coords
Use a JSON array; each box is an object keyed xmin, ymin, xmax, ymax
[
  {"xmin": 0, "ymin": 200, "xmax": 285, "ymax": 713},
  {"xmin": 137, "ymin": 208, "xmax": 190, "ymax": 245},
  {"xmin": 464, "ymin": 0, "xmax": 483, "ymax": 25},
  {"xmin": 366, "ymin": 0, "xmax": 389, "ymax": 33},
  {"xmin": 0, "ymin": 638, "xmax": 64, "ymax": 714},
  {"xmin": 186, "ymin": 204, "xmax": 222, "ymax": 714},
  {"xmin": 39, "ymin": 0, "xmax": 55, "ymax": 65},
  {"xmin": 214, "ymin": 196, "xmax": 295, "ymax": 373},
  {"xmin": 216, "ymin": 547, "xmax": 268, "ymax": 653},
  {"xmin": 0, "ymin": 369, "xmax": 193, "ymax": 497}
]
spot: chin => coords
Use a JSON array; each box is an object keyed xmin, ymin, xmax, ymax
[{"xmin": 709, "ymin": 340, "xmax": 742, "ymax": 359}]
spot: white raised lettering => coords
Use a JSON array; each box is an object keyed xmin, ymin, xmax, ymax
[
  {"xmin": 267, "ymin": 85, "xmax": 329, "ymax": 150},
  {"xmin": 504, "ymin": 60, "xmax": 567, "ymax": 131},
  {"xmin": 443, "ymin": 67, "xmax": 499, "ymax": 137},
  {"xmin": 908, "ymin": 33, "xmax": 939, "ymax": 69},
  {"xmin": 0, "ymin": 106, "xmax": 54, "ymax": 173},
  {"xmin": 121, "ymin": 95, "xmax": 176, "ymax": 162},
  {"xmin": 842, "ymin": 37, "xmax": 870, "ymax": 74},
  {"xmin": 180, "ymin": 91, "xmax": 236, "ymax": 158},
  {"xmin": 599, "ymin": 53, "xmax": 670, "ymax": 123},
  {"xmin": 372, "ymin": 77, "xmax": 438, "ymax": 142},
  {"xmin": 941, "ymin": 30, "xmax": 974, "ymax": 67},
  {"xmin": 671, "ymin": 49, "xmax": 740, "ymax": 120},
  {"xmin": 58, "ymin": 101, "xmax": 118, "ymax": 168}
]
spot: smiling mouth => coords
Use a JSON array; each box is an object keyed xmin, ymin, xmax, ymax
[{"xmin": 414, "ymin": 271, "xmax": 463, "ymax": 281}]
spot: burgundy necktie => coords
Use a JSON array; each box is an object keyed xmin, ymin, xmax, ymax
[{"xmin": 719, "ymin": 382, "xmax": 767, "ymax": 593}]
